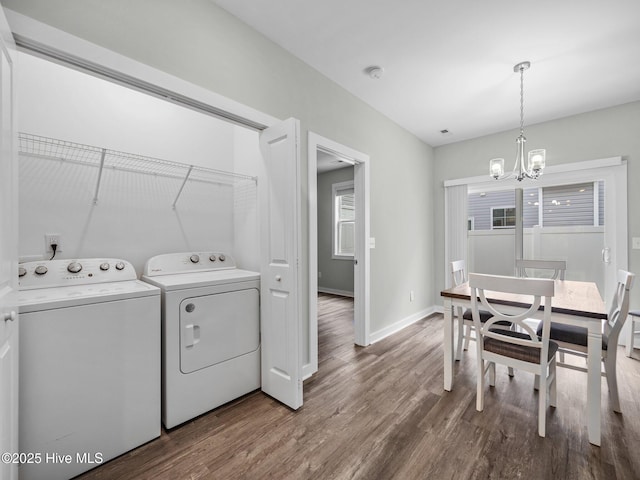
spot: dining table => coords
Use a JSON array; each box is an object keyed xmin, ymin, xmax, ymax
[{"xmin": 441, "ymin": 279, "xmax": 607, "ymax": 446}]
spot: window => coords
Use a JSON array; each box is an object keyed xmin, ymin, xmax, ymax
[
  {"xmin": 491, "ymin": 206, "xmax": 516, "ymax": 229},
  {"xmin": 468, "ymin": 181, "xmax": 604, "ymax": 230},
  {"xmin": 332, "ymin": 181, "xmax": 355, "ymax": 258}
]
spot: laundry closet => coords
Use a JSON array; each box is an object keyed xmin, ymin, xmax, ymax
[
  {"xmin": 17, "ymin": 51, "xmax": 262, "ymax": 271},
  {"xmin": 15, "ymin": 50, "xmax": 266, "ymax": 479}
]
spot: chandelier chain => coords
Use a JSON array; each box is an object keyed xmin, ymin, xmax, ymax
[{"xmin": 519, "ymin": 65, "xmax": 525, "ymax": 135}]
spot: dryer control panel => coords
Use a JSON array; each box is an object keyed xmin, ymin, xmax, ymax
[
  {"xmin": 143, "ymin": 252, "xmax": 236, "ymax": 277},
  {"xmin": 18, "ymin": 258, "xmax": 137, "ymax": 290}
]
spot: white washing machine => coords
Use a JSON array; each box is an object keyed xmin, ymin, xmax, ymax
[
  {"xmin": 17, "ymin": 258, "xmax": 161, "ymax": 480},
  {"xmin": 141, "ymin": 252, "xmax": 260, "ymax": 429}
]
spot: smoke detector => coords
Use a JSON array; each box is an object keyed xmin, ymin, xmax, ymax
[{"xmin": 365, "ymin": 66, "xmax": 384, "ymax": 79}]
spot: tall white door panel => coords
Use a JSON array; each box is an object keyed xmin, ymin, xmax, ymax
[
  {"xmin": 259, "ymin": 118, "xmax": 303, "ymax": 410},
  {"xmin": 0, "ymin": 3, "xmax": 19, "ymax": 479}
]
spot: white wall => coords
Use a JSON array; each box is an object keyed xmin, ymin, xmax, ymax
[
  {"xmin": 17, "ymin": 52, "xmax": 235, "ymax": 167},
  {"xmin": 232, "ymin": 126, "xmax": 261, "ymax": 272},
  {"xmin": 5, "ymin": 0, "xmax": 435, "ymax": 339},
  {"xmin": 17, "ymin": 51, "xmax": 260, "ymax": 274}
]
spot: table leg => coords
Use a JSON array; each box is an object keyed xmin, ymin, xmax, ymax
[
  {"xmin": 444, "ymin": 297, "xmax": 454, "ymax": 391},
  {"xmin": 586, "ymin": 322, "xmax": 601, "ymax": 446}
]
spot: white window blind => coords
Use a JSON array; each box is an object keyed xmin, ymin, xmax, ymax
[
  {"xmin": 333, "ymin": 182, "xmax": 354, "ymax": 257},
  {"xmin": 445, "ymin": 184, "xmax": 468, "ymax": 288}
]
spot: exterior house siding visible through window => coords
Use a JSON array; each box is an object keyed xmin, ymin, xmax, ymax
[{"xmin": 468, "ymin": 181, "xmax": 604, "ymax": 230}]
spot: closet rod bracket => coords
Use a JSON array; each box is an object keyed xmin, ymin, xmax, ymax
[
  {"xmin": 92, "ymin": 148, "xmax": 107, "ymax": 205},
  {"xmin": 172, "ymin": 165, "xmax": 194, "ymax": 209}
]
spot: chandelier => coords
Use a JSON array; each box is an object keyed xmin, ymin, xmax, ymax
[{"xmin": 490, "ymin": 61, "xmax": 546, "ymax": 181}]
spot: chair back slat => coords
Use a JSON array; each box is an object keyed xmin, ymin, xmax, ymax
[
  {"xmin": 516, "ymin": 259, "xmax": 566, "ymax": 280},
  {"xmin": 450, "ymin": 260, "xmax": 466, "ymax": 287},
  {"xmin": 603, "ymin": 270, "xmax": 635, "ymax": 341}
]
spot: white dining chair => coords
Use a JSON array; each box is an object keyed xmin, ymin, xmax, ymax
[
  {"xmin": 450, "ymin": 260, "xmax": 495, "ymax": 361},
  {"xmin": 626, "ymin": 310, "xmax": 640, "ymax": 357},
  {"xmin": 537, "ymin": 269, "xmax": 635, "ymax": 412},
  {"xmin": 469, "ymin": 273, "xmax": 557, "ymax": 437},
  {"xmin": 516, "ymin": 259, "xmax": 566, "ymax": 280}
]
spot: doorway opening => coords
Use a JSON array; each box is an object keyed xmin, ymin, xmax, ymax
[{"xmin": 307, "ymin": 132, "xmax": 370, "ymax": 378}]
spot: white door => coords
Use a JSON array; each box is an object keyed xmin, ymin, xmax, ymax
[
  {"xmin": 0, "ymin": 3, "xmax": 19, "ymax": 479},
  {"xmin": 259, "ymin": 118, "xmax": 303, "ymax": 410}
]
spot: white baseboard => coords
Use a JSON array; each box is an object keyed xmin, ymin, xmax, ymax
[
  {"xmin": 317, "ymin": 287, "xmax": 354, "ymax": 298},
  {"xmin": 369, "ymin": 305, "xmax": 439, "ymax": 344}
]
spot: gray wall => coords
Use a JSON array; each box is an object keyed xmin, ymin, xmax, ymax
[
  {"xmin": 4, "ymin": 0, "xmax": 436, "ymax": 336},
  {"xmin": 434, "ymin": 101, "xmax": 640, "ymax": 311},
  {"xmin": 317, "ymin": 167, "xmax": 354, "ymax": 294}
]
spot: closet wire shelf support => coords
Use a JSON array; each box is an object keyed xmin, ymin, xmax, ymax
[{"xmin": 18, "ymin": 133, "xmax": 257, "ymax": 207}]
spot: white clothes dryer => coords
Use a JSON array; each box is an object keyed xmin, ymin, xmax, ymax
[
  {"xmin": 17, "ymin": 258, "xmax": 161, "ymax": 480},
  {"xmin": 141, "ymin": 252, "xmax": 260, "ymax": 429}
]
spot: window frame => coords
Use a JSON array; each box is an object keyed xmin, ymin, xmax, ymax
[
  {"xmin": 491, "ymin": 205, "xmax": 516, "ymax": 230},
  {"xmin": 332, "ymin": 180, "xmax": 355, "ymax": 260}
]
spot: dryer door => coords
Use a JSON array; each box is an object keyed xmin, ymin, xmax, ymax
[{"xmin": 180, "ymin": 288, "xmax": 260, "ymax": 374}]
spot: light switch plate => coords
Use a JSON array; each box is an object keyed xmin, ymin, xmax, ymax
[
  {"xmin": 633, "ymin": 237, "xmax": 640, "ymax": 250},
  {"xmin": 369, "ymin": 237, "xmax": 376, "ymax": 248}
]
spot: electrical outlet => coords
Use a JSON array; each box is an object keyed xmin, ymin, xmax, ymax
[
  {"xmin": 45, "ymin": 234, "xmax": 62, "ymax": 253},
  {"xmin": 410, "ymin": 290, "xmax": 415, "ymax": 302},
  {"xmin": 633, "ymin": 237, "xmax": 640, "ymax": 250},
  {"xmin": 318, "ymin": 271, "xmax": 322, "ymax": 278}
]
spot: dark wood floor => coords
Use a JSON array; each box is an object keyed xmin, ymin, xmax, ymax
[{"xmin": 78, "ymin": 293, "xmax": 640, "ymax": 479}]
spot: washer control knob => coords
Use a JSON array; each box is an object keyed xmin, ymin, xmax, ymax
[
  {"xmin": 115, "ymin": 262, "xmax": 125, "ymax": 271},
  {"xmin": 34, "ymin": 265, "xmax": 48, "ymax": 276},
  {"xmin": 100, "ymin": 263, "xmax": 110, "ymax": 271},
  {"xmin": 218, "ymin": 254, "xmax": 226, "ymax": 262},
  {"xmin": 190, "ymin": 254, "xmax": 200, "ymax": 264},
  {"xmin": 67, "ymin": 262, "xmax": 82, "ymax": 274},
  {"xmin": 18, "ymin": 267, "xmax": 27, "ymax": 277},
  {"xmin": 209, "ymin": 254, "xmax": 217, "ymax": 262}
]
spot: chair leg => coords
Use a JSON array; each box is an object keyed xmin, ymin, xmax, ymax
[
  {"xmin": 489, "ymin": 362, "xmax": 496, "ymax": 387},
  {"xmin": 507, "ymin": 367, "xmax": 514, "ymax": 377},
  {"xmin": 627, "ymin": 319, "xmax": 635, "ymax": 358},
  {"xmin": 534, "ymin": 374, "xmax": 540, "ymax": 391},
  {"xmin": 538, "ymin": 369, "xmax": 547, "ymax": 437},
  {"xmin": 464, "ymin": 325, "xmax": 472, "ymax": 351},
  {"xmin": 455, "ymin": 307, "xmax": 464, "ymax": 361},
  {"xmin": 604, "ymin": 353, "xmax": 621, "ymax": 413},
  {"xmin": 476, "ymin": 359, "xmax": 485, "ymax": 412},
  {"xmin": 549, "ymin": 359, "xmax": 557, "ymax": 408}
]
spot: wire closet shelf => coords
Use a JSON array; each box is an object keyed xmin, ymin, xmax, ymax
[{"xmin": 18, "ymin": 133, "xmax": 257, "ymax": 207}]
